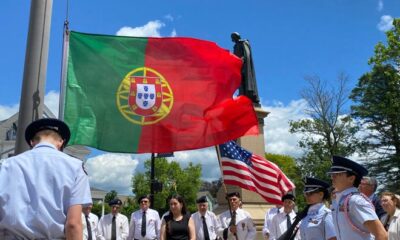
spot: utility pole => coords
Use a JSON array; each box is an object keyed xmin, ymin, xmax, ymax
[{"xmin": 15, "ymin": 0, "xmax": 53, "ymax": 154}]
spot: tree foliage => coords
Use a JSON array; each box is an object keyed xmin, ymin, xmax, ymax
[
  {"xmin": 200, "ymin": 179, "xmax": 222, "ymax": 198},
  {"xmin": 104, "ymin": 190, "xmax": 118, "ymax": 203},
  {"xmin": 265, "ymin": 153, "xmax": 306, "ymax": 208},
  {"xmin": 132, "ymin": 158, "xmax": 202, "ymax": 214},
  {"xmin": 350, "ymin": 18, "xmax": 400, "ymax": 191},
  {"xmin": 289, "ymin": 74, "xmax": 361, "ymax": 179}
]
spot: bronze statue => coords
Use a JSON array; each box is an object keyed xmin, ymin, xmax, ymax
[{"xmin": 231, "ymin": 32, "xmax": 260, "ymax": 107}]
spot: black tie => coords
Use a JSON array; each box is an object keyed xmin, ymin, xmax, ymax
[
  {"xmin": 286, "ymin": 214, "xmax": 291, "ymax": 230},
  {"xmin": 111, "ymin": 215, "xmax": 116, "ymax": 240},
  {"xmin": 85, "ymin": 215, "xmax": 92, "ymax": 240},
  {"xmin": 202, "ymin": 215, "xmax": 210, "ymax": 240},
  {"xmin": 229, "ymin": 210, "xmax": 236, "ymax": 226},
  {"xmin": 141, "ymin": 211, "xmax": 147, "ymax": 237}
]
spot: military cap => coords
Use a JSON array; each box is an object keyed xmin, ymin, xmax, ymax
[
  {"xmin": 303, "ymin": 177, "xmax": 330, "ymax": 193},
  {"xmin": 108, "ymin": 198, "xmax": 122, "ymax": 206},
  {"xmin": 281, "ymin": 193, "xmax": 295, "ymax": 202},
  {"xmin": 25, "ymin": 118, "xmax": 71, "ymax": 147},
  {"xmin": 327, "ymin": 156, "xmax": 368, "ymax": 177},
  {"xmin": 196, "ymin": 196, "xmax": 208, "ymax": 204},
  {"xmin": 226, "ymin": 192, "xmax": 240, "ymax": 199}
]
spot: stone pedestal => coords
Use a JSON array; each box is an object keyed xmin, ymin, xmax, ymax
[{"xmin": 214, "ymin": 107, "xmax": 274, "ymax": 234}]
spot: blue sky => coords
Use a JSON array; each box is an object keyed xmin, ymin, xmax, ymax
[{"xmin": 1, "ymin": 1, "xmax": 399, "ymax": 195}]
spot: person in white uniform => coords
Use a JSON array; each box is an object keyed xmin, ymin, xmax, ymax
[
  {"xmin": 328, "ymin": 156, "xmax": 387, "ymax": 240},
  {"xmin": 299, "ymin": 177, "xmax": 336, "ymax": 240},
  {"xmin": 98, "ymin": 198, "xmax": 129, "ymax": 240},
  {"xmin": 128, "ymin": 195, "xmax": 161, "ymax": 240},
  {"xmin": 218, "ymin": 192, "xmax": 256, "ymax": 240},
  {"xmin": 192, "ymin": 196, "xmax": 221, "ymax": 240},
  {"xmin": 269, "ymin": 194, "xmax": 300, "ymax": 240},
  {"xmin": 0, "ymin": 118, "xmax": 92, "ymax": 239},
  {"xmin": 83, "ymin": 203, "xmax": 99, "ymax": 240},
  {"xmin": 262, "ymin": 205, "xmax": 282, "ymax": 239}
]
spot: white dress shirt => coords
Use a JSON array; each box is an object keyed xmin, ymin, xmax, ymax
[
  {"xmin": 270, "ymin": 210, "xmax": 300, "ymax": 240},
  {"xmin": 98, "ymin": 213, "xmax": 129, "ymax": 240},
  {"xmin": 218, "ymin": 208, "xmax": 256, "ymax": 240},
  {"xmin": 263, "ymin": 207, "xmax": 281, "ymax": 236},
  {"xmin": 380, "ymin": 208, "xmax": 400, "ymax": 240},
  {"xmin": 82, "ymin": 212, "xmax": 99, "ymax": 240},
  {"xmin": 331, "ymin": 187, "xmax": 377, "ymax": 240},
  {"xmin": 128, "ymin": 208, "xmax": 160, "ymax": 240},
  {"xmin": 192, "ymin": 211, "xmax": 221, "ymax": 240}
]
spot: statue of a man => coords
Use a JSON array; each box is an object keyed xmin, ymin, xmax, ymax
[{"xmin": 231, "ymin": 32, "xmax": 260, "ymax": 106}]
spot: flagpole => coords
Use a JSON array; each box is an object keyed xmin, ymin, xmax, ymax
[
  {"xmin": 215, "ymin": 145, "xmax": 238, "ymax": 240},
  {"xmin": 59, "ymin": 20, "xmax": 70, "ymax": 120}
]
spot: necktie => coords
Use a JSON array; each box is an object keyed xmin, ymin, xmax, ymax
[
  {"xmin": 286, "ymin": 214, "xmax": 291, "ymax": 230},
  {"xmin": 229, "ymin": 210, "xmax": 236, "ymax": 227},
  {"xmin": 111, "ymin": 215, "xmax": 116, "ymax": 240},
  {"xmin": 201, "ymin": 215, "xmax": 210, "ymax": 240},
  {"xmin": 141, "ymin": 211, "xmax": 147, "ymax": 237},
  {"xmin": 85, "ymin": 215, "xmax": 92, "ymax": 240}
]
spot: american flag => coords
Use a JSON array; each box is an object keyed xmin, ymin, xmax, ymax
[{"xmin": 219, "ymin": 141, "xmax": 295, "ymax": 204}]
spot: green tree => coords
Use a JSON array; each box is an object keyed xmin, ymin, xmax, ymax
[
  {"xmin": 350, "ymin": 18, "xmax": 400, "ymax": 191},
  {"xmin": 265, "ymin": 153, "xmax": 306, "ymax": 208},
  {"xmin": 104, "ymin": 190, "xmax": 118, "ymax": 203},
  {"xmin": 289, "ymin": 74, "xmax": 361, "ymax": 180},
  {"xmin": 132, "ymin": 158, "xmax": 202, "ymax": 214},
  {"xmin": 120, "ymin": 197, "xmax": 138, "ymax": 217}
]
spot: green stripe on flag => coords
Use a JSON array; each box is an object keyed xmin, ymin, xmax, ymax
[{"xmin": 65, "ymin": 32, "xmax": 148, "ymax": 152}]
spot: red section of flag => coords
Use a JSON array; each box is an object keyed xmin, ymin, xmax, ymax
[
  {"xmin": 219, "ymin": 141, "xmax": 295, "ymax": 204},
  {"xmin": 137, "ymin": 38, "xmax": 259, "ymax": 153}
]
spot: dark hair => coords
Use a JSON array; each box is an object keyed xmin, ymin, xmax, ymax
[
  {"xmin": 346, "ymin": 171, "xmax": 362, "ymax": 188},
  {"xmin": 168, "ymin": 194, "xmax": 188, "ymax": 216},
  {"xmin": 226, "ymin": 192, "xmax": 241, "ymax": 199},
  {"xmin": 137, "ymin": 195, "xmax": 151, "ymax": 204}
]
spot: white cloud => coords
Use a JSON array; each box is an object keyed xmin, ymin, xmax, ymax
[
  {"xmin": 263, "ymin": 99, "xmax": 308, "ymax": 157},
  {"xmin": 85, "ymin": 153, "xmax": 139, "ymax": 195},
  {"xmin": 44, "ymin": 90, "xmax": 60, "ymax": 117},
  {"xmin": 0, "ymin": 103, "xmax": 19, "ymax": 121},
  {"xmin": 116, "ymin": 20, "xmax": 171, "ymax": 37},
  {"xmin": 0, "ymin": 91, "xmax": 60, "ymax": 121},
  {"xmin": 164, "ymin": 14, "xmax": 174, "ymax": 22},
  {"xmin": 377, "ymin": 0, "xmax": 384, "ymax": 11},
  {"xmin": 170, "ymin": 29, "xmax": 177, "ymax": 37},
  {"xmin": 173, "ymin": 148, "xmax": 221, "ymax": 181},
  {"xmin": 377, "ymin": 15, "xmax": 394, "ymax": 32}
]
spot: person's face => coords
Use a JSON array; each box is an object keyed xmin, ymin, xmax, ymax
[
  {"xmin": 111, "ymin": 204, "xmax": 120, "ymax": 215},
  {"xmin": 283, "ymin": 199, "xmax": 295, "ymax": 213},
  {"xmin": 228, "ymin": 196, "xmax": 240, "ymax": 210},
  {"xmin": 140, "ymin": 198, "xmax": 150, "ymax": 211},
  {"xmin": 169, "ymin": 198, "xmax": 183, "ymax": 215},
  {"xmin": 197, "ymin": 202, "xmax": 208, "ymax": 214},
  {"xmin": 359, "ymin": 179, "xmax": 374, "ymax": 195},
  {"xmin": 304, "ymin": 191, "xmax": 323, "ymax": 205},
  {"xmin": 83, "ymin": 204, "xmax": 93, "ymax": 215},
  {"xmin": 330, "ymin": 172, "xmax": 354, "ymax": 191},
  {"xmin": 381, "ymin": 195, "xmax": 396, "ymax": 213}
]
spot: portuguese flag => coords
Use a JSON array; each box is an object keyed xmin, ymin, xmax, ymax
[{"xmin": 63, "ymin": 31, "xmax": 258, "ymax": 153}]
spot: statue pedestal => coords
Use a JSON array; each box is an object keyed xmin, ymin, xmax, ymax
[{"xmin": 213, "ymin": 107, "xmax": 274, "ymax": 235}]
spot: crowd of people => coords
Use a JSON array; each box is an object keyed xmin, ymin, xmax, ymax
[{"xmin": 0, "ymin": 118, "xmax": 399, "ymax": 240}]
